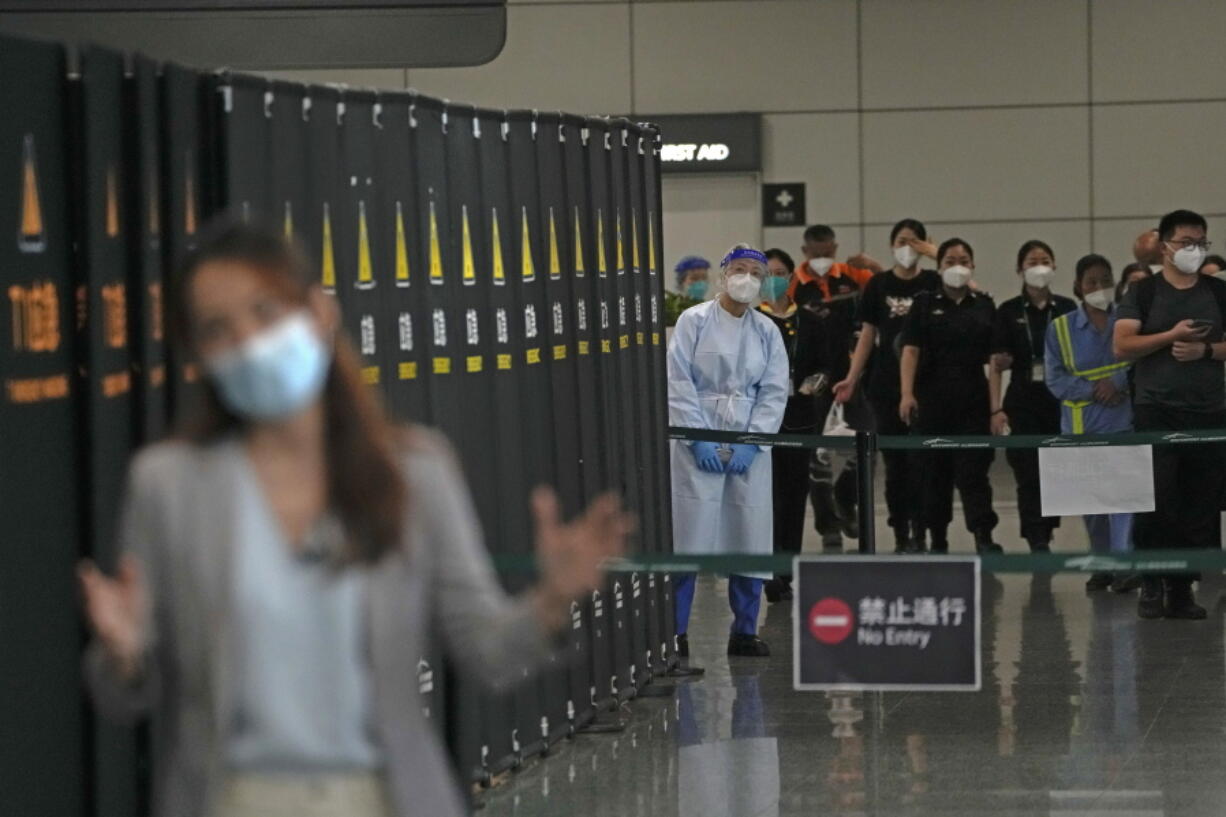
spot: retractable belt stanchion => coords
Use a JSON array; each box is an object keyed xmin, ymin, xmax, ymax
[
  {"xmin": 444, "ymin": 102, "xmax": 517, "ymax": 784},
  {"xmin": 580, "ymin": 116, "xmax": 621, "ymax": 712},
  {"xmin": 376, "ymin": 92, "xmax": 431, "ymax": 424},
  {"xmin": 856, "ymin": 430, "xmax": 877, "ymax": 554},
  {"xmin": 542, "ymin": 111, "xmax": 599, "ymax": 734},
  {"xmin": 627, "ymin": 123, "xmax": 667, "ymax": 681},
  {"xmin": 74, "ymin": 44, "xmax": 141, "ymax": 817},
  {"xmin": 467, "ymin": 105, "xmax": 536, "ymax": 780},
  {"xmin": 125, "ymin": 55, "xmax": 169, "ymax": 445},
  {"xmin": 159, "ymin": 62, "xmax": 209, "ymax": 425},
  {"xmin": 0, "ymin": 34, "xmax": 85, "ymax": 817},
  {"xmin": 504, "ymin": 108, "xmax": 556, "ymax": 766}
]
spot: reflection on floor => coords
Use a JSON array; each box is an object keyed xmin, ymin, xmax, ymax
[{"xmin": 480, "ymin": 572, "xmax": 1226, "ymax": 817}]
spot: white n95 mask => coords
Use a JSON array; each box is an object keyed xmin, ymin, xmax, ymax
[
  {"xmin": 893, "ymin": 245, "xmax": 919, "ymax": 269},
  {"xmin": 941, "ymin": 265, "xmax": 972, "ymax": 289},
  {"xmin": 1083, "ymin": 289, "xmax": 1113, "ymax": 311},
  {"xmin": 807, "ymin": 257, "xmax": 835, "ymax": 277},
  {"xmin": 725, "ymin": 273, "xmax": 762, "ymax": 304},
  {"xmin": 1023, "ymin": 264, "xmax": 1055, "ymax": 289},
  {"xmin": 1173, "ymin": 246, "xmax": 1206, "ymax": 275}
]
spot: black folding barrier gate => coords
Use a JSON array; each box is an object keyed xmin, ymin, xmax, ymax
[{"xmin": 1, "ymin": 31, "xmax": 676, "ymax": 815}]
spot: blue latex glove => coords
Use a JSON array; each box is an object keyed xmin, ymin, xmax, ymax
[
  {"xmin": 726, "ymin": 444, "xmax": 758, "ymax": 476},
  {"xmin": 691, "ymin": 442, "xmax": 725, "ymax": 473}
]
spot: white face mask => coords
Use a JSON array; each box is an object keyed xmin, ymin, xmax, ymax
[
  {"xmin": 1083, "ymin": 289, "xmax": 1113, "ymax": 311},
  {"xmin": 1148, "ymin": 263, "xmax": 1164, "ymax": 274},
  {"xmin": 1172, "ymin": 245, "xmax": 1206, "ymax": 275},
  {"xmin": 1214, "ymin": 271, "xmax": 1226, "ymax": 282},
  {"xmin": 1023, "ymin": 264, "xmax": 1055, "ymax": 289},
  {"xmin": 941, "ymin": 265, "xmax": 972, "ymax": 289},
  {"xmin": 808, "ymin": 257, "xmax": 835, "ymax": 277},
  {"xmin": 893, "ymin": 245, "xmax": 919, "ymax": 269},
  {"xmin": 725, "ymin": 272, "xmax": 762, "ymax": 304}
]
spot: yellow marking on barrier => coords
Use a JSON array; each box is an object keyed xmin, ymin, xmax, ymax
[
  {"xmin": 395, "ymin": 201, "xmax": 411, "ymax": 287},
  {"xmin": 321, "ymin": 202, "xmax": 336, "ymax": 290}
]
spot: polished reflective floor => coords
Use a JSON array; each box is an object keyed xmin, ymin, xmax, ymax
[{"xmin": 482, "ymin": 570, "xmax": 1226, "ymax": 817}]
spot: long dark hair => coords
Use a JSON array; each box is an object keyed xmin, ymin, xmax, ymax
[
  {"xmin": 172, "ymin": 219, "xmax": 407, "ymax": 564},
  {"xmin": 1016, "ymin": 239, "xmax": 1054, "ymax": 271}
]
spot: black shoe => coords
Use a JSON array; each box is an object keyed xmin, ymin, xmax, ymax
[
  {"xmin": 727, "ymin": 634, "xmax": 771, "ymax": 657},
  {"xmin": 899, "ymin": 538, "xmax": 926, "ymax": 554},
  {"xmin": 1165, "ymin": 580, "xmax": 1207, "ymax": 620},
  {"xmin": 973, "ymin": 531, "xmax": 1003, "ymax": 554},
  {"xmin": 764, "ymin": 579, "xmax": 793, "ymax": 604},
  {"xmin": 677, "ymin": 633, "xmax": 690, "ymax": 658},
  {"xmin": 1027, "ymin": 538, "xmax": 1052, "ymax": 553},
  {"xmin": 1085, "ymin": 572, "xmax": 1113, "ymax": 592},
  {"xmin": 1138, "ymin": 578, "xmax": 1165, "ymax": 619},
  {"xmin": 929, "ymin": 539, "xmax": 949, "ymax": 554},
  {"xmin": 821, "ymin": 536, "xmax": 843, "ymax": 554},
  {"xmin": 840, "ymin": 517, "xmax": 860, "ymax": 540},
  {"xmin": 1111, "ymin": 573, "xmax": 1142, "ymax": 594}
]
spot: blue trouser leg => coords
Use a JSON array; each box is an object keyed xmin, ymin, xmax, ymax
[
  {"xmin": 1110, "ymin": 513, "xmax": 1134, "ymax": 553},
  {"xmin": 1085, "ymin": 513, "xmax": 1135, "ymax": 554},
  {"xmin": 674, "ymin": 573, "xmax": 697, "ymax": 635},
  {"xmin": 728, "ymin": 575, "xmax": 763, "ymax": 635},
  {"xmin": 1084, "ymin": 514, "xmax": 1112, "ymax": 554}
]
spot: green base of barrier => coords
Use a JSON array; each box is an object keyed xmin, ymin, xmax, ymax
[{"xmin": 493, "ymin": 550, "xmax": 1226, "ymax": 575}]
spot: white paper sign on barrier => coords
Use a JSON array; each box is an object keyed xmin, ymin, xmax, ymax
[{"xmin": 1039, "ymin": 445, "xmax": 1155, "ymax": 516}]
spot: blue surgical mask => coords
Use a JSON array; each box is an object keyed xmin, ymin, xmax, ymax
[
  {"xmin": 685, "ymin": 281, "xmax": 709, "ymax": 300},
  {"xmin": 205, "ymin": 311, "xmax": 332, "ymax": 420},
  {"xmin": 762, "ymin": 275, "xmax": 790, "ymax": 301}
]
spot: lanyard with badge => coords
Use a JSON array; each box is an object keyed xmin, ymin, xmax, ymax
[{"xmin": 1028, "ymin": 301, "xmax": 1053, "ymax": 383}]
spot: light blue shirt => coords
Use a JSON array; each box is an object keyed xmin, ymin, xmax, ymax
[
  {"xmin": 1044, "ymin": 304, "xmax": 1133, "ymax": 434},
  {"xmin": 227, "ymin": 459, "xmax": 381, "ymax": 771}
]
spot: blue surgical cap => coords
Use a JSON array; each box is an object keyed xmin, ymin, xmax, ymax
[{"xmin": 674, "ymin": 255, "xmax": 710, "ymax": 286}]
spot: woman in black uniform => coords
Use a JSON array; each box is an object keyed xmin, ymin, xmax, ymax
[
  {"xmin": 834, "ymin": 218, "xmax": 941, "ymax": 553},
  {"xmin": 898, "ymin": 238, "xmax": 1001, "ymax": 554},
  {"xmin": 759, "ymin": 248, "xmax": 825, "ymax": 602},
  {"xmin": 989, "ymin": 240, "xmax": 1076, "ymax": 552}
]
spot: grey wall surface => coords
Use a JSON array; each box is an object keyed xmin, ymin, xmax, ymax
[{"xmin": 269, "ymin": 0, "xmax": 1226, "ymax": 298}]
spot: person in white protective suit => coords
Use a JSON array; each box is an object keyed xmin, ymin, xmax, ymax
[{"xmin": 668, "ymin": 243, "xmax": 790, "ymax": 659}]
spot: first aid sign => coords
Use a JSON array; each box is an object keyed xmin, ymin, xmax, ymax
[{"xmin": 794, "ymin": 556, "xmax": 981, "ymax": 692}]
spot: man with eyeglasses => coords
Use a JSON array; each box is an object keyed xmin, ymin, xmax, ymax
[{"xmin": 1115, "ymin": 209, "xmax": 1226, "ymax": 620}]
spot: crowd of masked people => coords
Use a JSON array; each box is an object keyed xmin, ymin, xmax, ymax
[{"xmin": 668, "ymin": 210, "xmax": 1226, "ymax": 651}]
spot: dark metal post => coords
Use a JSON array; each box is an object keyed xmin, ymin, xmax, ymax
[{"xmin": 855, "ymin": 431, "xmax": 877, "ymax": 554}]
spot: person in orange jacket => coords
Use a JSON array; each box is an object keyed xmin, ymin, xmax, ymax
[{"xmin": 789, "ymin": 225, "xmax": 875, "ymax": 551}]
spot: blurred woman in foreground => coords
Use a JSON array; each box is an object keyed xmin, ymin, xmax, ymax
[{"xmin": 78, "ymin": 221, "xmax": 630, "ymax": 817}]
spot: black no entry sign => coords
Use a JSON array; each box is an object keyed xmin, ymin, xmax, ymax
[{"xmin": 794, "ymin": 556, "xmax": 981, "ymax": 691}]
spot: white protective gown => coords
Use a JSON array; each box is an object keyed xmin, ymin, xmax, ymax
[{"xmin": 668, "ymin": 299, "xmax": 789, "ymax": 578}]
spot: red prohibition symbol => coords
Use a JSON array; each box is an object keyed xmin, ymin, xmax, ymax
[{"xmin": 808, "ymin": 597, "xmax": 854, "ymax": 645}]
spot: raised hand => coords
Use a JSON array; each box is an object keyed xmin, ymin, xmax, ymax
[
  {"xmin": 78, "ymin": 554, "xmax": 149, "ymax": 678},
  {"xmin": 531, "ymin": 488, "xmax": 634, "ymax": 625}
]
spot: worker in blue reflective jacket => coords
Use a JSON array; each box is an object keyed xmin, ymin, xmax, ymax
[
  {"xmin": 1045, "ymin": 253, "xmax": 1137, "ymax": 593},
  {"xmin": 668, "ymin": 243, "xmax": 789, "ymax": 661}
]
